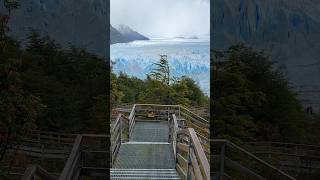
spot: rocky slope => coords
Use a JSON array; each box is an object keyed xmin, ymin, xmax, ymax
[
  {"xmin": 212, "ymin": 0, "xmax": 320, "ymax": 110},
  {"xmin": 110, "ymin": 24, "xmax": 129, "ymax": 44},
  {"xmin": 116, "ymin": 24, "xmax": 149, "ymax": 42},
  {"xmin": 110, "ymin": 24, "xmax": 149, "ymax": 44}
]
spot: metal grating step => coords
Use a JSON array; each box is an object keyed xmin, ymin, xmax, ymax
[
  {"xmin": 111, "ymin": 169, "xmax": 180, "ymax": 180},
  {"xmin": 113, "ymin": 143, "xmax": 175, "ymax": 169},
  {"xmin": 130, "ymin": 121, "xmax": 169, "ymax": 142}
]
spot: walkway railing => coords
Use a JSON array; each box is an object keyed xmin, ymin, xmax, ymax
[
  {"xmin": 111, "ymin": 113, "xmax": 129, "ymax": 165},
  {"xmin": 6, "ymin": 131, "xmax": 75, "ymax": 160},
  {"xmin": 21, "ymin": 165, "xmax": 57, "ymax": 180},
  {"xmin": 169, "ymin": 114, "xmax": 179, "ymax": 160},
  {"xmin": 58, "ymin": 134, "xmax": 109, "ymax": 180},
  {"xmin": 245, "ymin": 141, "xmax": 320, "ymax": 174},
  {"xmin": 174, "ymin": 126, "xmax": 210, "ymax": 180},
  {"xmin": 212, "ymin": 139, "xmax": 296, "ymax": 180},
  {"xmin": 127, "ymin": 104, "xmax": 210, "ymax": 155}
]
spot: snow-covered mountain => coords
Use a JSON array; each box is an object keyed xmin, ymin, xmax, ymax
[
  {"xmin": 110, "ymin": 24, "xmax": 129, "ymax": 44},
  {"xmin": 116, "ymin": 24, "xmax": 149, "ymax": 42},
  {"xmin": 212, "ymin": 0, "xmax": 320, "ymax": 111},
  {"xmin": 110, "ymin": 24, "xmax": 149, "ymax": 44}
]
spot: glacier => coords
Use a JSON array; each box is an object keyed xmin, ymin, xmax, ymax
[{"xmin": 110, "ymin": 38, "xmax": 210, "ymax": 95}]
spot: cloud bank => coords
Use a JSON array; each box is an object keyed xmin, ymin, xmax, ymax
[{"xmin": 111, "ymin": 0, "xmax": 210, "ymax": 38}]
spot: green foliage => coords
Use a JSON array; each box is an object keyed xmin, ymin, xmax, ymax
[
  {"xmin": 0, "ymin": 38, "xmax": 42, "ymax": 163},
  {"xmin": 88, "ymin": 95, "xmax": 108, "ymax": 133},
  {"xmin": 112, "ymin": 57, "xmax": 209, "ymax": 108},
  {"xmin": 213, "ymin": 44, "xmax": 306, "ymax": 142},
  {"xmin": 1, "ymin": 32, "xmax": 108, "ymax": 133},
  {"xmin": 149, "ymin": 55, "xmax": 172, "ymax": 86}
]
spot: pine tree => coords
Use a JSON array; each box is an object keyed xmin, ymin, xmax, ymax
[{"xmin": 149, "ymin": 55, "xmax": 171, "ymax": 86}]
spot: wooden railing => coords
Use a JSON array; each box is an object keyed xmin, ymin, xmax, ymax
[
  {"xmin": 21, "ymin": 164, "xmax": 57, "ymax": 180},
  {"xmin": 58, "ymin": 134, "xmax": 109, "ymax": 180},
  {"xmin": 128, "ymin": 104, "xmax": 137, "ymax": 138},
  {"xmin": 212, "ymin": 139, "xmax": 296, "ymax": 180},
  {"xmin": 245, "ymin": 142, "xmax": 320, "ymax": 175},
  {"xmin": 6, "ymin": 131, "xmax": 75, "ymax": 159},
  {"xmin": 169, "ymin": 114, "xmax": 179, "ymax": 160},
  {"xmin": 111, "ymin": 113, "xmax": 129, "ymax": 165},
  {"xmin": 175, "ymin": 127, "xmax": 210, "ymax": 180}
]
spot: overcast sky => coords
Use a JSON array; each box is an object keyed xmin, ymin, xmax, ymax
[{"xmin": 111, "ymin": 0, "xmax": 210, "ymax": 38}]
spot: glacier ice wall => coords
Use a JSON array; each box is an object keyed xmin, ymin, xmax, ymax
[{"xmin": 111, "ymin": 38, "xmax": 210, "ymax": 95}]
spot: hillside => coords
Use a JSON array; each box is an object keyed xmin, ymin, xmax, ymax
[
  {"xmin": 110, "ymin": 24, "xmax": 129, "ymax": 44},
  {"xmin": 116, "ymin": 24, "xmax": 149, "ymax": 42}
]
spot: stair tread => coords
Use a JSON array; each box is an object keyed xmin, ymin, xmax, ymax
[
  {"xmin": 111, "ymin": 168, "xmax": 180, "ymax": 180},
  {"xmin": 114, "ymin": 144, "xmax": 175, "ymax": 169},
  {"xmin": 130, "ymin": 121, "xmax": 169, "ymax": 142}
]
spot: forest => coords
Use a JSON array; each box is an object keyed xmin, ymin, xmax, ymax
[{"xmin": 212, "ymin": 44, "xmax": 320, "ymax": 144}]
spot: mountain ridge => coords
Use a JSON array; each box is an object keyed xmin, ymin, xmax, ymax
[{"xmin": 110, "ymin": 24, "xmax": 149, "ymax": 44}]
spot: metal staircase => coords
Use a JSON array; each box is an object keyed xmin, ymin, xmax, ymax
[
  {"xmin": 112, "ymin": 120, "xmax": 178, "ymax": 179},
  {"xmin": 111, "ymin": 169, "xmax": 180, "ymax": 179},
  {"xmin": 111, "ymin": 119, "xmax": 179, "ymax": 179},
  {"xmin": 111, "ymin": 104, "xmax": 211, "ymax": 180}
]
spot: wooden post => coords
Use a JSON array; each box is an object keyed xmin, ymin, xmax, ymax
[{"xmin": 220, "ymin": 143, "xmax": 225, "ymax": 180}]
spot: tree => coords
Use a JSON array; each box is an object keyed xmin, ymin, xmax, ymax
[
  {"xmin": 213, "ymin": 44, "xmax": 306, "ymax": 142},
  {"xmin": 149, "ymin": 55, "xmax": 172, "ymax": 86},
  {"xmin": 0, "ymin": 47, "xmax": 42, "ymax": 167}
]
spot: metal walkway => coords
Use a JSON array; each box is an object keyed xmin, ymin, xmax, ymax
[
  {"xmin": 130, "ymin": 121, "xmax": 169, "ymax": 142},
  {"xmin": 111, "ymin": 169, "xmax": 180, "ymax": 180},
  {"xmin": 112, "ymin": 120, "xmax": 179, "ymax": 179},
  {"xmin": 110, "ymin": 104, "xmax": 210, "ymax": 180}
]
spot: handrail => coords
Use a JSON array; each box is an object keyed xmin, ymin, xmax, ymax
[
  {"xmin": 111, "ymin": 113, "xmax": 130, "ymax": 166},
  {"xmin": 133, "ymin": 103, "xmax": 208, "ymax": 123},
  {"xmin": 130, "ymin": 104, "xmax": 210, "ymax": 157},
  {"xmin": 59, "ymin": 135, "xmax": 82, "ymax": 180},
  {"xmin": 212, "ymin": 139, "xmax": 296, "ymax": 180},
  {"xmin": 21, "ymin": 164, "xmax": 57, "ymax": 180},
  {"xmin": 174, "ymin": 114, "xmax": 210, "ymax": 180},
  {"xmin": 246, "ymin": 141, "xmax": 320, "ymax": 150},
  {"xmin": 59, "ymin": 134, "xmax": 109, "ymax": 180},
  {"xmin": 170, "ymin": 114, "xmax": 179, "ymax": 160},
  {"xmin": 245, "ymin": 141, "xmax": 320, "ymax": 174},
  {"xmin": 128, "ymin": 104, "xmax": 137, "ymax": 138}
]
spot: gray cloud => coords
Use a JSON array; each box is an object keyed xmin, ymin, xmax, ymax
[{"xmin": 111, "ymin": 0, "xmax": 210, "ymax": 38}]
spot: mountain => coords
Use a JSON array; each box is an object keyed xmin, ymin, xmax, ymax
[
  {"xmin": 116, "ymin": 24, "xmax": 149, "ymax": 42},
  {"xmin": 110, "ymin": 24, "xmax": 129, "ymax": 44},
  {"xmin": 110, "ymin": 24, "xmax": 149, "ymax": 44},
  {"xmin": 3, "ymin": 0, "xmax": 108, "ymax": 56},
  {"xmin": 212, "ymin": 0, "xmax": 320, "ymax": 112}
]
